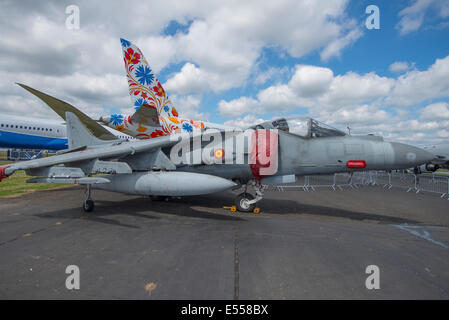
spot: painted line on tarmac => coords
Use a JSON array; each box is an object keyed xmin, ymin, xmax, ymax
[
  {"xmin": 391, "ymin": 224, "xmax": 449, "ymax": 250},
  {"xmin": 234, "ymin": 227, "xmax": 239, "ymax": 300}
]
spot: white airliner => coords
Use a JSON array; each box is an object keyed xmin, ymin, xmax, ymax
[{"xmin": 0, "ymin": 114, "xmax": 135, "ymax": 151}]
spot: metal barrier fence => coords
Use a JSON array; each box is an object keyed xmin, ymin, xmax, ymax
[{"xmin": 266, "ymin": 171, "xmax": 449, "ymax": 200}]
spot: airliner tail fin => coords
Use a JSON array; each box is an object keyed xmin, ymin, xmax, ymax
[{"xmin": 120, "ymin": 38, "xmax": 192, "ymax": 134}]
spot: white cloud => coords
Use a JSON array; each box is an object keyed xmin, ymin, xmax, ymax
[
  {"xmin": 320, "ymin": 28, "xmax": 363, "ymax": 61},
  {"xmin": 164, "ymin": 63, "xmax": 212, "ymax": 94},
  {"xmin": 134, "ymin": 36, "xmax": 178, "ymax": 74},
  {"xmin": 0, "ymin": 70, "xmax": 128, "ymax": 120},
  {"xmin": 256, "ymin": 85, "xmax": 302, "ymax": 111},
  {"xmin": 316, "ymin": 105, "xmax": 391, "ymax": 127},
  {"xmin": 164, "ymin": 62, "xmax": 246, "ymax": 94},
  {"xmin": 320, "ymin": 72, "xmax": 394, "ymax": 108},
  {"xmin": 218, "ymin": 83, "xmax": 309, "ymax": 118},
  {"xmin": 253, "ymin": 66, "xmax": 289, "ymax": 86},
  {"xmin": 389, "ymin": 61, "xmax": 414, "ymax": 73},
  {"xmin": 170, "ymin": 94, "xmax": 209, "ymax": 120},
  {"xmin": 288, "ymin": 65, "xmax": 333, "ymax": 97},
  {"xmin": 396, "ymin": 0, "xmax": 449, "ymax": 35},
  {"xmin": 436, "ymin": 129, "xmax": 449, "ymax": 138},
  {"xmin": 219, "ymin": 64, "xmax": 395, "ymax": 117},
  {"xmin": 397, "ymin": 0, "xmax": 432, "ymax": 35},
  {"xmin": 218, "ymin": 97, "xmax": 259, "ymax": 117},
  {"xmin": 419, "ymin": 102, "xmax": 449, "ymax": 120},
  {"xmin": 223, "ymin": 114, "xmax": 267, "ymax": 129},
  {"xmin": 162, "ymin": 0, "xmax": 362, "ymax": 94},
  {"xmin": 387, "ymin": 55, "xmax": 449, "ymax": 106}
]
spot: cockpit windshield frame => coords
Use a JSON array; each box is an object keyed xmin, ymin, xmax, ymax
[{"xmin": 250, "ymin": 116, "xmax": 346, "ymax": 138}]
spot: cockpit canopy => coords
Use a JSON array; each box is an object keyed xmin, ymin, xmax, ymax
[{"xmin": 250, "ymin": 117, "xmax": 346, "ymax": 138}]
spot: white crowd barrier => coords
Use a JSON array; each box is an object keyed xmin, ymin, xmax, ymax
[{"xmin": 265, "ymin": 171, "xmax": 449, "ymax": 200}]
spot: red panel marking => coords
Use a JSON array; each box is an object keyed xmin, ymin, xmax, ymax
[{"xmin": 346, "ymin": 160, "xmax": 366, "ymax": 169}]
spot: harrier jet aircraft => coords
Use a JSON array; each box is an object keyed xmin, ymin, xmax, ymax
[{"xmin": 0, "ymin": 112, "xmax": 433, "ymax": 213}]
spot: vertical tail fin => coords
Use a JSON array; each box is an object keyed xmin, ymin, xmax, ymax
[
  {"xmin": 120, "ymin": 38, "xmax": 202, "ymax": 134},
  {"xmin": 66, "ymin": 112, "xmax": 114, "ymax": 149}
]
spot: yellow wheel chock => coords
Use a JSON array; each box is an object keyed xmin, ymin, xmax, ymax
[{"xmin": 223, "ymin": 206, "xmax": 261, "ymax": 214}]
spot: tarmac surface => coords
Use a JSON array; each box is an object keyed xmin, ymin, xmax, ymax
[{"xmin": 0, "ymin": 185, "xmax": 448, "ymax": 299}]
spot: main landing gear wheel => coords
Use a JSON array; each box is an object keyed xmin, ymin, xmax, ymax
[
  {"xmin": 235, "ymin": 193, "xmax": 256, "ymax": 212},
  {"xmin": 233, "ymin": 179, "xmax": 265, "ymax": 212}
]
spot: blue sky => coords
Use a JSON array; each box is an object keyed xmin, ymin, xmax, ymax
[{"xmin": 0, "ymin": 0, "xmax": 448, "ymax": 145}]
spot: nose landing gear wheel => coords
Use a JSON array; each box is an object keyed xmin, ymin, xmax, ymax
[
  {"xmin": 235, "ymin": 193, "xmax": 255, "ymax": 212},
  {"xmin": 83, "ymin": 199, "xmax": 94, "ymax": 212}
]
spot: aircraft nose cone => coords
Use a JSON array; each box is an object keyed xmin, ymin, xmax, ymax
[{"xmin": 390, "ymin": 142, "xmax": 434, "ymax": 168}]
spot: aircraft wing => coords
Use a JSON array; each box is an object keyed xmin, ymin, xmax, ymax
[
  {"xmin": 0, "ymin": 137, "xmax": 176, "ymax": 181},
  {"xmin": 0, "ymin": 112, "xmax": 178, "ymax": 181},
  {"xmin": 17, "ymin": 83, "xmax": 117, "ymax": 141}
]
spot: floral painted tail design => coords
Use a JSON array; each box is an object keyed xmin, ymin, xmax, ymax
[{"xmin": 120, "ymin": 38, "xmax": 204, "ymax": 136}]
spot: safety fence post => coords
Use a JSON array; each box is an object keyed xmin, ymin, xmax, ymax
[
  {"xmin": 406, "ymin": 174, "xmax": 415, "ymax": 193},
  {"xmin": 307, "ymin": 176, "xmax": 315, "ymax": 192},
  {"xmin": 348, "ymin": 173, "xmax": 356, "ymax": 189},
  {"xmin": 383, "ymin": 172, "xmax": 392, "ymax": 189}
]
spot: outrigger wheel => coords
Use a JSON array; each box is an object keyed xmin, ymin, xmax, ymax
[
  {"xmin": 235, "ymin": 192, "xmax": 256, "ymax": 212},
  {"xmin": 83, "ymin": 199, "xmax": 95, "ymax": 212},
  {"xmin": 83, "ymin": 184, "xmax": 94, "ymax": 212}
]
